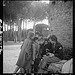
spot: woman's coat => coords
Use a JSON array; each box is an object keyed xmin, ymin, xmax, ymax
[{"xmin": 16, "ymin": 38, "xmax": 33, "ymax": 69}]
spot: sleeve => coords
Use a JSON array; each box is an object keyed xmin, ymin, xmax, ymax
[
  {"xmin": 55, "ymin": 44, "xmax": 63, "ymax": 60},
  {"xmin": 21, "ymin": 39, "xmax": 28, "ymax": 52},
  {"xmin": 59, "ymin": 45, "xmax": 63, "ymax": 59}
]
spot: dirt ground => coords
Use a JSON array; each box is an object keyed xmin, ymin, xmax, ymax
[{"xmin": 3, "ymin": 44, "xmax": 22, "ymax": 73}]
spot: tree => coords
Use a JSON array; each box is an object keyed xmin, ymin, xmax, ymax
[
  {"xmin": 3, "ymin": 1, "xmax": 32, "ymax": 42},
  {"xmin": 28, "ymin": 1, "xmax": 49, "ymax": 33},
  {"xmin": 3, "ymin": 1, "xmax": 49, "ymax": 41}
]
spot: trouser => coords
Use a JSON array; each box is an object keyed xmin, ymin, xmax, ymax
[
  {"xmin": 39, "ymin": 56, "xmax": 61, "ymax": 69},
  {"xmin": 34, "ymin": 58, "xmax": 41, "ymax": 72}
]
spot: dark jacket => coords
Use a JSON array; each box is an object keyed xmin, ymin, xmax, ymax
[
  {"xmin": 40, "ymin": 42, "xmax": 53, "ymax": 57},
  {"xmin": 52, "ymin": 42, "xmax": 63, "ymax": 60},
  {"xmin": 40, "ymin": 41, "xmax": 63, "ymax": 60}
]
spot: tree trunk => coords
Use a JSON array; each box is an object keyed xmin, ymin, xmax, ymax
[
  {"xmin": 18, "ymin": 19, "xmax": 22, "ymax": 42},
  {"xmin": 25, "ymin": 19, "xmax": 27, "ymax": 37},
  {"xmin": 14, "ymin": 31, "xmax": 17, "ymax": 43},
  {"xmin": 23, "ymin": 19, "xmax": 24, "ymax": 30},
  {"xmin": 33, "ymin": 19, "xmax": 36, "ymax": 35},
  {"xmin": 48, "ymin": 17, "xmax": 53, "ymax": 35}
]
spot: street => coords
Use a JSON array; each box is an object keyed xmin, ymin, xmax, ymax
[{"xmin": 3, "ymin": 45, "xmax": 22, "ymax": 73}]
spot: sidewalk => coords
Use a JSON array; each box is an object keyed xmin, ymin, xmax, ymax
[{"xmin": 3, "ymin": 44, "xmax": 21, "ymax": 73}]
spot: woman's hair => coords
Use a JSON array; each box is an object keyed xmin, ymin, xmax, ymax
[
  {"xmin": 48, "ymin": 35, "xmax": 57, "ymax": 42},
  {"xmin": 27, "ymin": 31, "xmax": 34, "ymax": 39}
]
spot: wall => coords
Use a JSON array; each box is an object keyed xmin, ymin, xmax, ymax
[{"xmin": 48, "ymin": 1, "xmax": 73, "ymax": 48}]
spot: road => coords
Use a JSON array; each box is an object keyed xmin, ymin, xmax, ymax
[{"xmin": 3, "ymin": 45, "xmax": 22, "ymax": 73}]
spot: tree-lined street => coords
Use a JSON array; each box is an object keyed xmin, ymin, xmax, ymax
[{"xmin": 3, "ymin": 0, "xmax": 73, "ymax": 73}]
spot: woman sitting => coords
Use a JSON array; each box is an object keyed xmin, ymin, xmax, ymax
[{"xmin": 38, "ymin": 35, "xmax": 63, "ymax": 73}]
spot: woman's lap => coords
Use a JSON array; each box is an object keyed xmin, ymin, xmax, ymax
[{"xmin": 43, "ymin": 56, "xmax": 61, "ymax": 63}]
